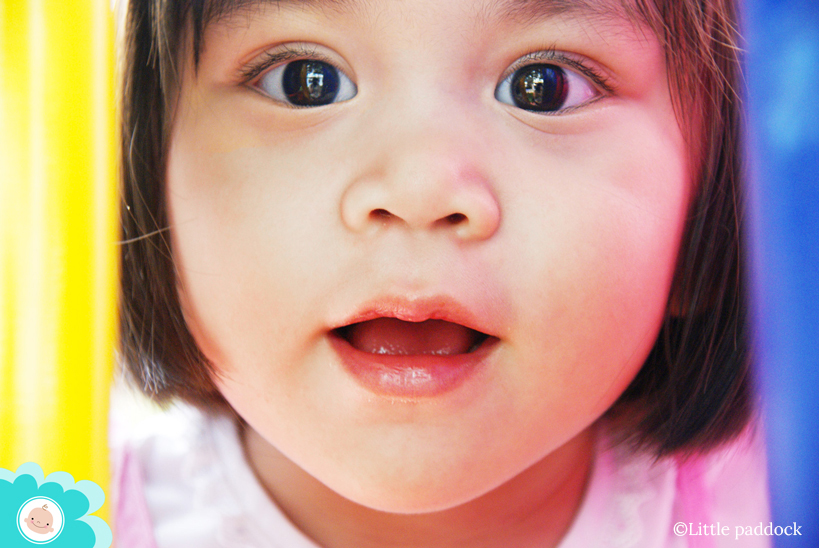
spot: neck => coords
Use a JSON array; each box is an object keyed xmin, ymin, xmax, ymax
[{"xmin": 243, "ymin": 425, "xmax": 595, "ymax": 548}]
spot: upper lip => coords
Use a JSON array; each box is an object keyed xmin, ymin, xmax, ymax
[{"xmin": 330, "ymin": 294, "xmax": 498, "ymax": 337}]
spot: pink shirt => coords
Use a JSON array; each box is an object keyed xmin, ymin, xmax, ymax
[{"xmin": 113, "ymin": 406, "xmax": 771, "ymax": 548}]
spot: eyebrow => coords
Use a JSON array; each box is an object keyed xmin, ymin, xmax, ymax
[{"xmin": 495, "ymin": 0, "xmax": 634, "ymax": 23}]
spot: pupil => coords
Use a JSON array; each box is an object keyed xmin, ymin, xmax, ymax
[
  {"xmin": 512, "ymin": 64, "xmax": 567, "ymax": 112},
  {"xmin": 283, "ymin": 60, "xmax": 340, "ymax": 106}
]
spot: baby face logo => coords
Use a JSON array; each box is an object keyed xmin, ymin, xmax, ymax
[
  {"xmin": 1, "ymin": 462, "xmax": 111, "ymax": 547},
  {"xmin": 17, "ymin": 497, "xmax": 64, "ymax": 543},
  {"xmin": 26, "ymin": 504, "xmax": 55, "ymax": 534}
]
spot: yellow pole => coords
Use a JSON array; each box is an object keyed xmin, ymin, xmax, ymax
[{"xmin": 0, "ymin": 0, "xmax": 118, "ymax": 523}]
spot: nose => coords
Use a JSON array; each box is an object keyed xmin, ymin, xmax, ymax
[{"xmin": 340, "ymin": 131, "xmax": 501, "ymax": 241}]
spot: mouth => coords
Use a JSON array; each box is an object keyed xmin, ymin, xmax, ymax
[
  {"xmin": 334, "ymin": 318, "xmax": 490, "ymax": 356},
  {"xmin": 329, "ymin": 300, "xmax": 499, "ymax": 398}
]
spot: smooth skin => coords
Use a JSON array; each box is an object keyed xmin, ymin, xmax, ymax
[{"xmin": 166, "ymin": 0, "xmax": 692, "ymax": 546}]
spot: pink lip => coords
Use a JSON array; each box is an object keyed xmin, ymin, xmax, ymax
[
  {"xmin": 330, "ymin": 295, "xmax": 498, "ymax": 335},
  {"xmin": 329, "ymin": 295, "xmax": 499, "ymax": 398}
]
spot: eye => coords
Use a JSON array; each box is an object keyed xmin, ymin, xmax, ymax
[
  {"xmin": 254, "ymin": 59, "xmax": 356, "ymax": 107},
  {"xmin": 495, "ymin": 63, "xmax": 599, "ymax": 113}
]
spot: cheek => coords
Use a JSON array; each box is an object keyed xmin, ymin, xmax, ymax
[
  {"xmin": 166, "ymin": 120, "xmax": 320, "ymax": 372},
  {"xmin": 501, "ymin": 111, "xmax": 691, "ymax": 421},
  {"xmin": 166, "ymin": 106, "xmax": 367, "ymax": 391}
]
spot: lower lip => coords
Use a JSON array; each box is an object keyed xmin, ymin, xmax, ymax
[{"xmin": 329, "ymin": 333, "xmax": 498, "ymax": 398}]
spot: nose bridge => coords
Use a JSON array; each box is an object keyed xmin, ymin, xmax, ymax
[
  {"xmin": 341, "ymin": 96, "xmax": 501, "ymax": 240},
  {"xmin": 389, "ymin": 125, "xmax": 480, "ymax": 214}
]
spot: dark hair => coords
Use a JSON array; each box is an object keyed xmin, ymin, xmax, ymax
[{"xmin": 118, "ymin": 0, "xmax": 753, "ymax": 455}]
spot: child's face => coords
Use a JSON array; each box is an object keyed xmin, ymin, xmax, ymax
[{"xmin": 168, "ymin": 0, "xmax": 691, "ymax": 511}]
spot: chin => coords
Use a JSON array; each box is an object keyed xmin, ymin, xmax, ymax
[
  {"xmin": 339, "ymin": 477, "xmax": 493, "ymax": 514},
  {"xmin": 314, "ymin": 446, "xmax": 528, "ymax": 515}
]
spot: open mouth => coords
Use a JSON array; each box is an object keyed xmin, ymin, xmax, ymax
[
  {"xmin": 333, "ymin": 318, "xmax": 490, "ymax": 356},
  {"xmin": 329, "ymin": 301, "xmax": 500, "ymax": 397}
]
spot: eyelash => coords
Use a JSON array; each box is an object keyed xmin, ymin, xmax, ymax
[
  {"xmin": 501, "ymin": 48, "xmax": 613, "ymax": 95},
  {"xmin": 240, "ymin": 44, "xmax": 336, "ymax": 82},
  {"xmin": 240, "ymin": 45, "xmax": 613, "ymax": 112}
]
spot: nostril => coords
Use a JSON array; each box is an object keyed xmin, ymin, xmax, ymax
[
  {"xmin": 444, "ymin": 213, "xmax": 467, "ymax": 224},
  {"xmin": 370, "ymin": 209, "xmax": 392, "ymax": 221}
]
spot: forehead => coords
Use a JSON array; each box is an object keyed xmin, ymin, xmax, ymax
[
  {"xmin": 189, "ymin": 0, "xmax": 658, "ymax": 75},
  {"xmin": 202, "ymin": 0, "xmax": 646, "ymax": 28}
]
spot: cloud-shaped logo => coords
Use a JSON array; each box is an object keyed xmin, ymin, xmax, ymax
[{"xmin": 0, "ymin": 463, "xmax": 111, "ymax": 547}]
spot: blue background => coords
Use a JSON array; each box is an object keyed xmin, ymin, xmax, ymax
[{"xmin": 745, "ymin": 1, "xmax": 819, "ymax": 547}]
